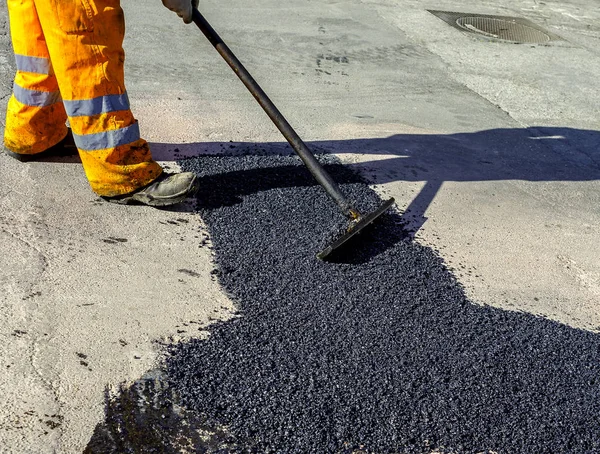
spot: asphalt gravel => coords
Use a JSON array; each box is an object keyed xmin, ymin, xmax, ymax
[
  {"xmin": 85, "ymin": 149, "xmax": 600, "ymax": 453},
  {"xmin": 147, "ymin": 149, "xmax": 600, "ymax": 453}
]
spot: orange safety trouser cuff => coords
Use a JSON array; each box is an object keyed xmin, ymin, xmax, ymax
[
  {"xmin": 4, "ymin": 0, "xmax": 68, "ymax": 155},
  {"xmin": 3, "ymin": 0, "xmax": 163, "ymax": 197}
]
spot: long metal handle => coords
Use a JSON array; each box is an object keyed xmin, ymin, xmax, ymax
[{"xmin": 191, "ymin": 8, "xmax": 356, "ymax": 217}]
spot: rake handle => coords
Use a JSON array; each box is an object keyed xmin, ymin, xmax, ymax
[{"xmin": 191, "ymin": 8, "xmax": 357, "ymax": 217}]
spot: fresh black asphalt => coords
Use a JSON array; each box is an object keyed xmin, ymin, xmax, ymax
[{"xmin": 88, "ymin": 149, "xmax": 600, "ymax": 453}]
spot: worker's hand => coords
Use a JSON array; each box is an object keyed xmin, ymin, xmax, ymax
[{"xmin": 161, "ymin": 0, "xmax": 199, "ymax": 24}]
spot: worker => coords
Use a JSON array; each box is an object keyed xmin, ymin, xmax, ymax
[{"xmin": 2, "ymin": 0, "xmax": 200, "ymax": 206}]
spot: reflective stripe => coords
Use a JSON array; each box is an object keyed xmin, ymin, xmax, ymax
[
  {"xmin": 63, "ymin": 93, "xmax": 130, "ymax": 117},
  {"xmin": 15, "ymin": 54, "xmax": 51, "ymax": 75},
  {"xmin": 13, "ymin": 84, "xmax": 61, "ymax": 107},
  {"xmin": 74, "ymin": 122, "xmax": 141, "ymax": 151}
]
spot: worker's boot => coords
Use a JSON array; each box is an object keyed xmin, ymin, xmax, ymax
[
  {"xmin": 102, "ymin": 172, "xmax": 199, "ymax": 207},
  {"xmin": 3, "ymin": 130, "xmax": 78, "ymax": 162}
]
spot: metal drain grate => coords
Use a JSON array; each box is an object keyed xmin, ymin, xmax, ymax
[
  {"xmin": 456, "ymin": 17, "xmax": 550, "ymax": 43},
  {"xmin": 428, "ymin": 10, "xmax": 562, "ymax": 44}
]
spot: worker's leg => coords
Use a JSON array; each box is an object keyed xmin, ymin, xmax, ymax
[
  {"xmin": 3, "ymin": 0, "xmax": 68, "ymax": 155},
  {"xmin": 32, "ymin": 0, "xmax": 163, "ymax": 197}
]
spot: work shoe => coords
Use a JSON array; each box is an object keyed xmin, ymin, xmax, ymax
[
  {"xmin": 3, "ymin": 130, "xmax": 77, "ymax": 162},
  {"xmin": 102, "ymin": 172, "xmax": 199, "ymax": 207}
]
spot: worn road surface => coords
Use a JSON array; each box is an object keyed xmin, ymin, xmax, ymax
[{"xmin": 1, "ymin": 0, "xmax": 599, "ymax": 452}]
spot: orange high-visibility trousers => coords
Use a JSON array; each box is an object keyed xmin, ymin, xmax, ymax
[{"xmin": 4, "ymin": 0, "xmax": 163, "ymax": 197}]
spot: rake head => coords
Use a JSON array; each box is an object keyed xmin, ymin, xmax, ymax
[{"xmin": 317, "ymin": 198, "xmax": 395, "ymax": 260}]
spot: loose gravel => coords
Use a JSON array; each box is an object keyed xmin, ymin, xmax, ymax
[{"xmin": 163, "ymin": 150, "xmax": 600, "ymax": 453}]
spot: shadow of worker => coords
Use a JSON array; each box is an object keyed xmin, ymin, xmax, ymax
[
  {"xmin": 149, "ymin": 126, "xmax": 599, "ymax": 235},
  {"xmin": 322, "ymin": 126, "xmax": 600, "ymax": 234}
]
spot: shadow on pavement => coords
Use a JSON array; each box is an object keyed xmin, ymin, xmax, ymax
[
  {"xmin": 149, "ymin": 126, "xmax": 600, "ymax": 233},
  {"xmin": 84, "ymin": 370, "xmax": 245, "ymax": 453}
]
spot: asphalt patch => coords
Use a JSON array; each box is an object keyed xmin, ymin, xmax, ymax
[{"xmin": 87, "ymin": 151, "xmax": 600, "ymax": 453}]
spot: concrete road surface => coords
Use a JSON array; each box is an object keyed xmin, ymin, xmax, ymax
[{"xmin": 0, "ymin": 0, "xmax": 598, "ymax": 451}]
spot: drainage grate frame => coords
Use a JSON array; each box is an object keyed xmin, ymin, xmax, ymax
[{"xmin": 428, "ymin": 10, "xmax": 563, "ymax": 44}]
